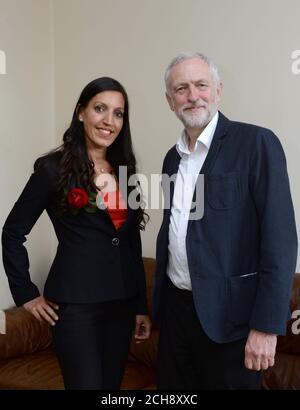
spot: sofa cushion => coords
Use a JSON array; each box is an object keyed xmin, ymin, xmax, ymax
[
  {"xmin": 262, "ymin": 353, "xmax": 300, "ymax": 390},
  {"xmin": 0, "ymin": 348, "xmax": 156, "ymax": 390},
  {"xmin": 121, "ymin": 362, "xmax": 156, "ymax": 390},
  {"xmin": 0, "ymin": 348, "xmax": 63, "ymax": 390}
]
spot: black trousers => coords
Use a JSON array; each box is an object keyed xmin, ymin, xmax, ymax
[
  {"xmin": 158, "ymin": 278, "xmax": 262, "ymax": 390},
  {"xmin": 51, "ymin": 298, "xmax": 136, "ymax": 390}
]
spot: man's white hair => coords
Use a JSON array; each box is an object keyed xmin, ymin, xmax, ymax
[{"xmin": 165, "ymin": 52, "xmax": 220, "ymax": 94}]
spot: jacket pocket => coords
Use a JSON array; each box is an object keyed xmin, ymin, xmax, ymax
[
  {"xmin": 206, "ymin": 172, "xmax": 241, "ymax": 210},
  {"xmin": 229, "ymin": 272, "xmax": 258, "ymax": 325}
]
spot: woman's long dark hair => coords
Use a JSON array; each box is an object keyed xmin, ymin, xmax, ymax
[{"xmin": 35, "ymin": 77, "xmax": 148, "ymax": 229}]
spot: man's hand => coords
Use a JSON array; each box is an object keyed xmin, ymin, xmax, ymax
[
  {"xmin": 134, "ymin": 315, "xmax": 151, "ymax": 344},
  {"xmin": 23, "ymin": 296, "xmax": 59, "ymax": 326},
  {"xmin": 245, "ymin": 329, "xmax": 277, "ymax": 371}
]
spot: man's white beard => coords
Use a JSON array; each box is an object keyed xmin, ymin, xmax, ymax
[{"xmin": 176, "ymin": 102, "xmax": 217, "ymax": 130}]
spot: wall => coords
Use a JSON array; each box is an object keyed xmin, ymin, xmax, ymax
[{"xmin": 0, "ymin": 0, "xmax": 55, "ymax": 308}]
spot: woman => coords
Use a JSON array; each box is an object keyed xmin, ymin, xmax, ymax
[{"xmin": 2, "ymin": 77, "xmax": 151, "ymax": 389}]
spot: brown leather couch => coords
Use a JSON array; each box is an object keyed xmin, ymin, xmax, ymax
[
  {"xmin": 0, "ymin": 257, "xmax": 299, "ymax": 390},
  {"xmin": 262, "ymin": 272, "xmax": 300, "ymax": 389},
  {"xmin": 0, "ymin": 258, "xmax": 158, "ymax": 390}
]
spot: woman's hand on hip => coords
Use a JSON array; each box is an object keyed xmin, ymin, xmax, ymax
[
  {"xmin": 134, "ymin": 315, "xmax": 151, "ymax": 343},
  {"xmin": 23, "ymin": 296, "xmax": 59, "ymax": 326}
]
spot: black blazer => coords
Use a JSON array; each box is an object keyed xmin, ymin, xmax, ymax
[
  {"xmin": 153, "ymin": 112, "xmax": 298, "ymax": 342},
  {"xmin": 2, "ymin": 155, "xmax": 147, "ymax": 314}
]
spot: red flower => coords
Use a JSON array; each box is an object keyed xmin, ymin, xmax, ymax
[{"xmin": 67, "ymin": 188, "xmax": 89, "ymax": 209}]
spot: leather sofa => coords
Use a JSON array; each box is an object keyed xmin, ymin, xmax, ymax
[
  {"xmin": 0, "ymin": 257, "xmax": 158, "ymax": 390},
  {"xmin": 0, "ymin": 257, "xmax": 299, "ymax": 390}
]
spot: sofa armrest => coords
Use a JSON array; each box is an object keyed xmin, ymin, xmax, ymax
[{"xmin": 0, "ymin": 307, "xmax": 52, "ymax": 360}]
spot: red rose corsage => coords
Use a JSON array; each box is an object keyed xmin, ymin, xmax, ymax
[{"xmin": 67, "ymin": 188, "xmax": 89, "ymax": 209}]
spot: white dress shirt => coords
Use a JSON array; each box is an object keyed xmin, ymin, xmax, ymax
[{"xmin": 167, "ymin": 112, "xmax": 219, "ymax": 290}]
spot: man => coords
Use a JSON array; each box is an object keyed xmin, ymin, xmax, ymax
[{"xmin": 153, "ymin": 52, "xmax": 298, "ymax": 389}]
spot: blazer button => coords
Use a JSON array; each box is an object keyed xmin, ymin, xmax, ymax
[{"xmin": 112, "ymin": 237, "xmax": 119, "ymax": 246}]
